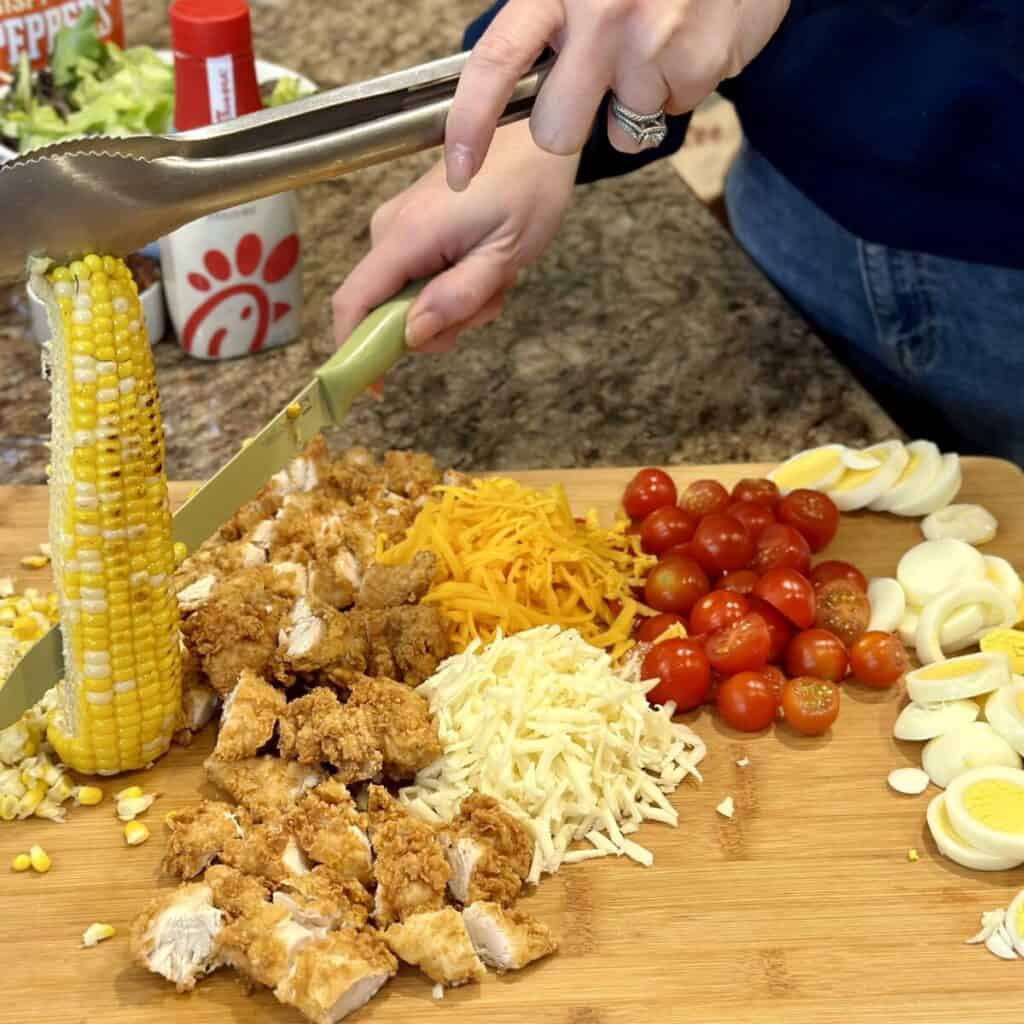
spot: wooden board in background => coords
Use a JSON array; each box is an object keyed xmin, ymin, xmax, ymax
[{"xmin": 0, "ymin": 458, "xmax": 1022, "ymax": 1024}]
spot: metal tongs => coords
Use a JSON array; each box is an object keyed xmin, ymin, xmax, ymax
[{"xmin": 0, "ymin": 50, "xmax": 553, "ymax": 285}]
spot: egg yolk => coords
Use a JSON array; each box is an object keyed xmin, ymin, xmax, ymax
[
  {"xmin": 915, "ymin": 657, "xmax": 988, "ymax": 681},
  {"xmin": 962, "ymin": 779, "xmax": 1024, "ymax": 835},
  {"xmin": 773, "ymin": 448, "xmax": 841, "ymax": 489},
  {"xmin": 891, "ymin": 452, "xmax": 921, "ymax": 487}
]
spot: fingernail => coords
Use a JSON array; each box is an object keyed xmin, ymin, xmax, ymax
[
  {"xmin": 406, "ymin": 311, "xmax": 444, "ymax": 349},
  {"xmin": 446, "ymin": 143, "xmax": 475, "ymax": 192}
]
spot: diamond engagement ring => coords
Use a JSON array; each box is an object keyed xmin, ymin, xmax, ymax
[{"xmin": 609, "ymin": 94, "xmax": 668, "ymax": 149}]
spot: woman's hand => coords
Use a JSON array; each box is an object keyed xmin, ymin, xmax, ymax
[
  {"xmin": 332, "ymin": 119, "xmax": 579, "ymax": 355},
  {"xmin": 445, "ymin": 0, "xmax": 790, "ymax": 189}
]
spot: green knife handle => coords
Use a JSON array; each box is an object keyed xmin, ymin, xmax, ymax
[{"xmin": 315, "ymin": 281, "xmax": 426, "ymax": 421}]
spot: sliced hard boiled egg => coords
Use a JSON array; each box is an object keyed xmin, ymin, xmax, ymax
[
  {"xmin": 867, "ymin": 577, "xmax": 906, "ymax": 633},
  {"xmin": 984, "ymin": 682, "xmax": 1024, "ymax": 755},
  {"xmin": 826, "ymin": 440, "xmax": 909, "ymax": 512},
  {"xmin": 888, "ymin": 452, "xmax": 962, "ymax": 518},
  {"xmin": 893, "ymin": 698, "xmax": 980, "ymax": 741},
  {"xmin": 981, "ymin": 629, "xmax": 1024, "ymax": 674},
  {"xmin": 946, "ymin": 764, "xmax": 1024, "ymax": 860},
  {"xmin": 927, "ymin": 792, "xmax": 1022, "ymax": 871},
  {"xmin": 870, "ymin": 440, "xmax": 942, "ymax": 513},
  {"xmin": 921, "ymin": 504, "xmax": 998, "ymax": 546},
  {"xmin": 922, "ymin": 722, "xmax": 1021, "ymax": 789},
  {"xmin": 887, "ymin": 766, "xmax": 930, "ymax": 795},
  {"xmin": 984, "ymin": 556, "xmax": 1023, "ymax": 615},
  {"xmin": 1004, "ymin": 890, "xmax": 1024, "ymax": 956},
  {"xmin": 915, "ymin": 582, "xmax": 1016, "ymax": 664},
  {"xmin": 897, "ymin": 539, "xmax": 986, "ymax": 608},
  {"xmin": 768, "ymin": 445, "xmax": 878, "ymax": 496},
  {"xmin": 905, "ymin": 652, "xmax": 1010, "ymax": 703},
  {"xmin": 900, "ymin": 605, "xmax": 989, "ymax": 655}
]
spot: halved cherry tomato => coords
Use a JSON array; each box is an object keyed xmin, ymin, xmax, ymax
[
  {"xmin": 809, "ymin": 560, "xmax": 868, "ymax": 592},
  {"xmin": 715, "ymin": 569, "xmax": 760, "ymax": 596},
  {"xmin": 679, "ymin": 479, "xmax": 731, "ymax": 518},
  {"xmin": 777, "ymin": 489, "xmax": 840, "ymax": 553},
  {"xmin": 643, "ymin": 556, "xmax": 709, "ymax": 615},
  {"xmin": 814, "ymin": 578, "xmax": 870, "ymax": 647},
  {"xmin": 717, "ymin": 671, "xmax": 779, "ymax": 732},
  {"xmin": 759, "ymin": 664, "xmax": 788, "ymax": 703},
  {"xmin": 848, "ymin": 631, "xmax": 910, "ymax": 688},
  {"xmin": 689, "ymin": 591, "xmax": 750, "ymax": 635},
  {"xmin": 754, "ymin": 567, "xmax": 816, "ymax": 630},
  {"xmin": 642, "ymin": 638, "xmax": 711, "ymax": 711},
  {"xmin": 751, "ymin": 523, "xmax": 812, "ymax": 574},
  {"xmin": 748, "ymin": 597, "xmax": 795, "ymax": 663},
  {"xmin": 691, "ymin": 513, "xmax": 754, "ymax": 574},
  {"xmin": 730, "ymin": 477, "xmax": 781, "ymax": 508},
  {"xmin": 782, "ymin": 677, "xmax": 840, "ymax": 736},
  {"xmin": 640, "ymin": 505, "xmax": 697, "ymax": 555},
  {"xmin": 785, "ymin": 628, "xmax": 849, "ymax": 681},
  {"xmin": 705, "ymin": 613, "xmax": 771, "ymax": 675},
  {"xmin": 623, "ymin": 468, "xmax": 677, "ymax": 521},
  {"xmin": 726, "ymin": 500, "xmax": 776, "ymax": 541},
  {"xmin": 635, "ymin": 612, "xmax": 687, "ymax": 644}
]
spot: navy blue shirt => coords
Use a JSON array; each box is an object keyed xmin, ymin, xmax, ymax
[{"xmin": 465, "ymin": 2, "xmax": 1024, "ymax": 269}]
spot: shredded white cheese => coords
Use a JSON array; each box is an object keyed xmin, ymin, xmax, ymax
[{"xmin": 400, "ymin": 625, "xmax": 705, "ymax": 882}]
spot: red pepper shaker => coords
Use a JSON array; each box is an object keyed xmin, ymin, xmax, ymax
[{"xmin": 160, "ymin": 0, "xmax": 303, "ymax": 360}]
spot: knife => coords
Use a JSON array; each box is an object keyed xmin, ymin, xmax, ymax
[{"xmin": 0, "ymin": 283, "xmax": 421, "ymax": 729}]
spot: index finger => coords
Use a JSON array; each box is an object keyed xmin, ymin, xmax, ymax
[{"xmin": 445, "ymin": 0, "xmax": 563, "ymax": 191}]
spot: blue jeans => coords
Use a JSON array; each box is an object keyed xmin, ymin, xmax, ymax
[{"xmin": 725, "ymin": 140, "xmax": 1024, "ymax": 466}]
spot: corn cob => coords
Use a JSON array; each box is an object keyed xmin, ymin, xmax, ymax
[{"xmin": 33, "ymin": 255, "xmax": 181, "ymax": 775}]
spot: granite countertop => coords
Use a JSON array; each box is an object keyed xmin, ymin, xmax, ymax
[{"xmin": 0, "ymin": 0, "xmax": 897, "ymax": 485}]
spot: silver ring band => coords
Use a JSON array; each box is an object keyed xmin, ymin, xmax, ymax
[{"xmin": 609, "ymin": 94, "xmax": 668, "ymax": 149}]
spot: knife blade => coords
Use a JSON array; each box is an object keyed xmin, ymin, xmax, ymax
[{"xmin": 0, "ymin": 283, "xmax": 422, "ymax": 729}]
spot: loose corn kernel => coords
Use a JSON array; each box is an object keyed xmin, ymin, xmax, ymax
[
  {"xmin": 0, "ymin": 577, "xmax": 13, "ymax": 597},
  {"xmin": 907, "ymin": 848, "xmax": 920, "ymax": 862},
  {"xmin": 172, "ymin": 542, "xmax": 187, "ymax": 566},
  {"xmin": 38, "ymin": 543, "xmax": 51, "ymax": 558},
  {"xmin": 285, "ymin": 402, "xmax": 301, "ymax": 420},
  {"xmin": 124, "ymin": 821, "xmax": 149, "ymax": 846},
  {"xmin": 11, "ymin": 853, "xmax": 31, "ymax": 872},
  {"xmin": 29, "ymin": 844, "xmax": 51, "ymax": 872},
  {"xmin": 241, "ymin": 437, "xmax": 254, "ymax": 448},
  {"xmin": 19, "ymin": 555, "xmax": 49, "ymax": 569},
  {"xmin": 0, "ymin": 795, "xmax": 19, "ymax": 820},
  {"xmin": 75, "ymin": 785, "xmax": 104, "ymax": 806},
  {"xmin": 115, "ymin": 785, "xmax": 144, "ymax": 801},
  {"xmin": 81, "ymin": 922, "xmax": 116, "ymax": 947}
]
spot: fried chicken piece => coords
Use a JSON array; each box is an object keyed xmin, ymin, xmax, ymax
[
  {"xmin": 442, "ymin": 793, "xmax": 533, "ymax": 907},
  {"xmin": 268, "ymin": 435, "xmax": 332, "ymax": 498},
  {"xmin": 220, "ymin": 820, "xmax": 311, "ymax": 885},
  {"xmin": 355, "ymin": 551, "xmax": 437, "ymax": 609},
  {"xmin": 345, "ymin": 675, "xmax": 441, "ymax": 780},
  {"xmin": 462, "ymin": 902, "xmax": 557, "ymax": 972},
  {"xmin": 216, "ymin": 899, "xmax": 318, "ymax": 989},
  {"xmin": 174, "ymin": 537, "xmax": 269, "ymax": 598},
  {"xmin": 173, "ymin": 645, "xmax": 220, "ymax": 746},
  {"xmin": 366, "ymin": 785, "xmax": 407, "ymax": 834},
  {"xmin": 162, "ymin": 800, "xmax": 250, "ymax": 879},
  {"xmin": 382, "ymin": 450, "xmax": 441, "ymax": 500},
  {"xmin": 283, "ymin": 789, "xmax": 372, "ymax": 884},
  {"xmin": 359, "ymin": 605, "xmax": 449, "ymax": 686},
  {"xmin": 204, "ymin": 754, "xmax": 322, "ymax": 821},
  {"xmin": 204, "ymin": 864, "xmax": 272, "ymax": 920},
  {"xmin": 272, "ymin": 866, "xmax": 372, "ymax": 931},
  {"xmin": 277, "ymin": 688, "xmax": 383, "ymax": 783},
  {"xmin": 130, "ymin": 882, "xmax": 223, "ymax": 992},
  {"xmin": 212, "ymin": 669, "xmax": 286, "ymax": 760},
  {"xmin": 274, "ymin": 929, "xmax": 397, "ymax": 1024},
  {"xmin": 217, "ymin": 490, "xmax": 283, "ymax": 543},
  {"xmin": 384, "ymin": 907, "xmax": 486, "ymax": 987}
]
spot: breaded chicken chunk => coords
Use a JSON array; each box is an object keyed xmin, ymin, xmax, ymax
[
  {"xmin": 217, "ymin": 900, "xmax": 318, "ymax": 989},
  {"xmin": 355, "ymin": 551, "xmax": 436, "ymax": 609},
  {"xmin": 220, "ymin": 820, "xmax": 311, "ymax": 885},
  {"xmin": 173, "ymin": 645, "xmax": 220, "ymax": 746},
  {"xmin": 204, "ymin": 864, "xmax": 272, "ymax": 920},
  {"xmin": 212, "ymin": 669, "xmax": 286, "ymax": 760},
  {"xmin": 162, "ymin": 800, "xmax": 250, "ymax": 879},
  {"xmin": 272, "ymin": 866, "xmax": 372, "ymax": 931},
  {"xmin": 204, "ymin": 755, "xmax": 322, "ymax": 822},
  {"xmin": 275, "ymin": 929, "xmax": 397, "ymax": 1024},
  {"xmin": 283, "ymin": 789, "xmax": 372, "ymax": 884},
  {"xmin": 365, "ymin": 784, "xmax": 408, "ymax": 834},
  {"xmin": 462, "ymin": 902, "xmax": 557, "ymax": 972},
  {"xmin": 441, "ymin": 793, "xmax": 534, "ymax": 907},
  {"xmin": 130, "ymin": 882, "xmax": 223, "ymax": 992},
  {"xmin": 384, "ymin": 907, "xmax": 486, "ymax": 987}
]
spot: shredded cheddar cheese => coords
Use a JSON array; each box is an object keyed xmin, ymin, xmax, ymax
[{"xmin": 377, "ymin": 477, "xmax": 654, "ymax": 657}]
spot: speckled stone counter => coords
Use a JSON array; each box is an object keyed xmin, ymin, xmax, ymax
[{"xmin": 0, "ymin": 0, "xmax": 897, "ymax": 485}]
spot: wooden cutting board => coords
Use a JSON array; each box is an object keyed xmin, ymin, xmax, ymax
[{"xmin": 1, "ymin": 458, "xmax": 1023, "ymax": 1024}]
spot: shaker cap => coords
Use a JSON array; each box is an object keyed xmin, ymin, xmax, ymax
[{"xmin": 170, "ymin": 0, "xmax": 254, "ymax": 59}]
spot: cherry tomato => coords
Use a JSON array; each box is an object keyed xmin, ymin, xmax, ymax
[
  {"xmin": 781, "ymin": 677, "xmax": 841, "ymax": 736},
  {"xmin": 785, "ymin": 628, "xmax": 849, "ymax": 681},
  {"xmin": 777, "ymin": 489, "xmax": 840, "ymax": 553},
  {"xmin": 635, "ymin": 612, "xmax": 687, "ymax": 644},
  {"xmin": 751, "ymin": 523, "xmax": 812, "ymax": 574},
  {"xmin": 748, "ymin": 597, "xmax": 796, "ymax": 663},
  {"xmin": 730, "ymin": 477, "xmax": 781, "ymax": 508},
  {"xmin": 726, "ymin": 500, "xmax": 776, "ymax": 541},
  {"xmin": 643, "ymin": 556, "xmax": 709, "ymax": 615},
  {"xmin": 642, "ymin": 638, "xmax": 711, "ymax": 711},
  {"xmin": 689, "ymin": 591, "xmax": 750, "ymax": 635},
  {"xmin": 679, "ymin": 479, "xmax": 731, "ymax": 518},
  {"xmin": 809, "ymin": 560, "xmax": 868, "ymax": 592},
  {"xmin": 715, "ymin": 569, "xmax": 760, "ymax": 596},
  {"xmin": 814, "ymin": 578, "xmax": 870, "ymax": 648},
  {"xmin": 759, "ymin": 664, "xmax": 788, "ymax": 703},
  {"xmin": 640, "ymin": 506, "xmax": 697, "ymax": 555},
  {"xmin": 754, "ymin": 567, "xmax": 816, "ymax": 630},
  {"xmin": 705, "ymin": 613, "xmax": 771, "ymax": 676},
  {"xmin": 717, "ymin": 672, "xmax": 779, "ymax": 732},
  {"xmin": 691, "ymin": 513, "xmax": 754, "ymax": 574},
  {"xmin": 623, "ymin": 468, "xmax": 677, "ymax": 521},
  {"xmin": 662, "ymin": 541, "xmax": 701, "ymax": 562},
  {"xmin": 848, "ymin": 631, "xmax": 910, "ymax": 688}
]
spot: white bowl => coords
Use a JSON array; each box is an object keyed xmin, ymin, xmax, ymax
[{"xmin": 27, "ymin": 275, "xmax": 167, "ymax": 346}]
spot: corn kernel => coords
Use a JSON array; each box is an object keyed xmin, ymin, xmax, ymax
[
  {"xmin": 241, "ymin": 437, "xmax": 254, "ymax": 448},
  {"xmin": 115, "ymin": 785, "xmax": 143, "ymax": 800},
  {"xmin": 124, "ymin": 821, "xmax": 149, "ymax": 846},
  {"xmin": 12, "ymin": 616, "xmax": 39, "ymax": 642},
  {"xmin": 11, "ymin": 853, "xmax": 30, "ymax": 872},
  {"xmin": 285, "ymin": 402, "xmax": 301, "ymax": 420},
  {"xmin": 75, "ymin": 785, "xmax": 104, "ymax": 806},
  {"xmin": 29, "ymin": 844, "xmax": 51, "ymax": 873},
  {"xmin": 907, "ymin": 848, "xmax": 919, "ymax": 862},
  {"xmin": 81, "ymin": 922, "xmax": 116, "ymax": 947},
  {"xmin": 172, "ymin": 542, "xmax": 187, "ymax": 566},
  {"xmin": 20, "ymin": 555, "xmax": 49, "ymax": 569}
]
